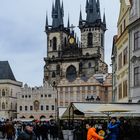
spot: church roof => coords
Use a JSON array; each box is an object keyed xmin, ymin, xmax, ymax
[{"xmin": 0, "ymin": 61, "xmax": 16, "ymax": 81}]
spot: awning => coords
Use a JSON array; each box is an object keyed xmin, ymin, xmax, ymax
[{"xmin": 61, "ymin": 102, "xmax": 140, "ymax": 119}]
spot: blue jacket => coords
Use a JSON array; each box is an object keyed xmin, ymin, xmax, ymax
[{"xmin": 107, "ymin": 121, "xmax": 120, "ymax": 140}]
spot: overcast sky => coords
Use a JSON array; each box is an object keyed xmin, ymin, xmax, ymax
[{"xmin": 0, "ymin": 0, "xmax": 120, "ymax": 87}]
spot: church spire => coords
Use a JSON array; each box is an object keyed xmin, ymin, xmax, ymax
[
  {"xmin": 79, "ymin": 6, "xmax": 83, "ymax": 27},
  {"xmin": 52, "ymin": 0, "xmax": 64, "ymax": 28},
  {"xmin": 67, "ymin": 14, "xmax": 70, "ymax": 28},
  {"xmin": 45, "ymin": 11, "xmax": 48, "ymax": 32},
  {"xmin": 103, "ymin": 12, "xmax": 106, "ymax": 28},
  {"xmin": 96, "ymin": 0, "xmax": 101, "ymax": 19},
  {"xmin": 86, "ymin": 0, "xmax": 98, "ymax": 24}
]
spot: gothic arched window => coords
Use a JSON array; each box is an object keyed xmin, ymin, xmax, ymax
[
  {"xmin": 64, "ymin": 37, "xmax": 67, "ymax": 47},
  {"xmin": 2, "ymin": 102, "xmax": 5, "ymax": 110},
  {"xmin": 53, "ymin": 37, "xmax": 57, "ymax": 51},
  {"xmin": 52, "ymin": 72, "xmax": 56, "ymax": 78},
  {"xmin": 66, "ymin": 65, "xmax": 77, "ymax": 82},
  {"xmin": 88, "ymin": 33, "xmax": 93, "ymax": 47}
]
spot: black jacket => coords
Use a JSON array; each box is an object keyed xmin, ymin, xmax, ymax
[{"xmin": 17, "ymin": 130, "xmax": 37, "ymax": 140}]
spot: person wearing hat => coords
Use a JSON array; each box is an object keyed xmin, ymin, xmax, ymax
[
  {"xmin": 107, "ymin": 117, "xmax": 120, "ymax": 140},
  {"xmin": 17, "ymin": 123, "xmax": 37, "ymax": 140}
]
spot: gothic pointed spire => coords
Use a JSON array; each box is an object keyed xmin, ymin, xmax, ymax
[
  {"xmin": 45, "ymin": 11, "xmax": 48, "ymax": 32},
  {"xmin": 103, "ymin": 12, "xmax": 106, "ymax": 28},
  {"xmin": 67, "ymin": 14, "xmax": 70, "ymax": 28},
  {"xmin": 86, "ymin": 0, "xmax": 98, "ymax": 24},
  {"xmin": 96, "ymin": 0, "xmax": 101, "ymax": 19},
  {"xmin": 52, "ymin": 0, "xmax": 64, "ymax": 28},
  {"xmin": 86, "ymin": 0, "xmax": 89, "ymax": 12},
  {"xmin": 79, "ymin": 6, "xmax": 83, "ymax": 26}
]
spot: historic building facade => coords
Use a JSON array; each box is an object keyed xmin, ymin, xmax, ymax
[
  {"xmin": 112, "ymin": 0, "xmax": 131, "ymax": 102},
  {"xmin": 17, "ymin": 82, "xmax": 56, "ymax": 119},
  {"xmin": 44, "ymin": 0, "xmax": 112, "ymax": 106},
  {"xmin": 112, "ymin": 0, "xmax": 140, "ymax": 103},
  {"xmin": 0, "ymin": 61, "xmax": 22, "ymax": 120},
  {"xmin": 129, "ymin": 0, "xmax": 140, "ymax": 102}
]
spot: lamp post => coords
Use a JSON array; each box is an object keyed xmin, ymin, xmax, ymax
[{"xmin": 52, "ymin": 81, "xmax": 59, "ymax": 122}]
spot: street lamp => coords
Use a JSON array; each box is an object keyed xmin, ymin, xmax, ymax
[{"xmin": 52, "ymin": 81, "xmax": 59, "ymax": 122}]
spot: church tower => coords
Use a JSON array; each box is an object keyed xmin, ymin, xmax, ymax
[
  {"xmin": 44, "ymin": 0, "xmax": 108, "ymax": 86},
  {"xmin": 79, "ymin": 0, "xmax": 106, "ymax": 61}
]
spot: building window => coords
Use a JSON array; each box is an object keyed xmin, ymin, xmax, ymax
[
  {"xmin": 66, "ymin": 65, "xmax": 77, "ymax": 82},
  {"xmin": 25, "ymin": 95, "xmax": 27, "ymax": 98},
  {"xmin": 2, "ymin": 102, "xmax": 5, "ymax": 110},
  {"xmin": 70, "ymin": 87, "xmax": 73, "ymax": 93},
  {"xmin": 45, "ymin": 94, "xmax": 47, "ymax": 97},
  {"xmin": 64, "ymin": 37, "xmax": 67, "ymax": 47},
  {"xmin": 52, "ymin": 105, "xmax": 55, "ymax": 110},
  {"xmin": 20, "ymin": 106, "xmax": 22, "ymax": 111},
  {"xmin": 41, "ymin": 94, "xmax": 43, "ymax": 98},
  {"xmin": 88, "ymin": 86, "xmax": 91, "ymax": 93},
  {"xmin": 123, "ymin": 80, "xmax": 127, "ymax": 98},
  {"xmin": 82, "ymin": 86, "xmax": 85, "ymax": 93},
  {"xmin": 120, "ymin": 24, "xmax": 122, "ymax": 34},
  {"xmin": 30, "ymin": 106, "xmax": 33, "ymax": 111},
  {"xmin": 22, "ymin": 95, "xmax": 24, "ymax": 98},
  {"xmin": 48, "ymin": 94, "xmax": 52, "ymax": 98},
  {"xmin": 52, "ymin": 72, "xmax": 56, "ymax": 78},
  {"xmin": 118, "ymin": 53, "xmax": 122, "ymax": 70},
  {"xmin": 50, "ymin": 40, "xmax": 52, "ymax": 47},
  {"xmin": 53, "ymin": 37, "xmax": 57, "ymax": 51},
  {"xmin": 25, "ymin": 106, "xmax": 28, "ymax": 111},
  {"xmin": 124, "ymin": 19, "xmax": 126, "ymax": 29},
  {"xmin": 134, "ymin": 31, "xmax": 140, "ymax": 50},
  {"xmin": 88, "ymin": 33, "xmax": 93, "ymax": 47},
  {"xmin": 2, "ymin": 89, "xmax": 5, "ymax": 96},
  {"xmin": 134, "ymin": 67, "xmax": 140, "ymax": 86},
  {"xmin": 46, "ymin": 105, "xmax": 49, "ymax": 110},
  {"xmin": 77, "ymin": 87, "xmax": 80, "ymax": 93},
  {"xmin": 88, "ymin": 62, "xmax": 92, "ymax": 68},
  {"xmin": 29, "ymin": 95, "xmax": 31, "ymax": 98},
  {"xmin": 101, "ymin": 34, "xmax": 104, "ymax": 47},
  {"xmin": 123, "ymin": 47, "xmax": 128, "ymax": 65},
  {"xmin": 118, "ymin": 83, "xmax": 122, "ymax": 99},
  {"xmin": 41, "ymin": 105, "xmax": 44, "ymax": 111}
]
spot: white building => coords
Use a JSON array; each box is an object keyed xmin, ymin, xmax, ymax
[{"xmin": 17, "ymin": 82, "xmax": 56, "ymax": 120}]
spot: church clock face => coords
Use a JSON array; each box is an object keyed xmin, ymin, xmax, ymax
[
  {"xmin": 66, "ymin": 65, "xmax": 77, "ymax": 82},
  {"xmin": 69, "ymin": 37, "xmax": 74, "ymax": 44}
]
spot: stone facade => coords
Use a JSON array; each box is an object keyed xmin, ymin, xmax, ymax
[
  {"xmin": 17, "ymin": 82, "xmax": 56, "ymax": 119},
  {"xmin": 44, "ymin": 0, "xmax": 111, "ymax": 106}
]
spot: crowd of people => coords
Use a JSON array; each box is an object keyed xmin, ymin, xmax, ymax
[{"xmin": 0, "ymin": 117, "xmax": 139, "ymax": 140}]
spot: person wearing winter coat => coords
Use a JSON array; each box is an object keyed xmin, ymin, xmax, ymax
[
  {"xmin": 86, "ymin": 123, "xmax": 104, "ymax": 140},
  {"xmin": 17, "ymin": 123, "xmax": 37, "ymax": 140},
  {"xmin": 107, "ymin": 117, "xmax": 120, "ymax": 140}
]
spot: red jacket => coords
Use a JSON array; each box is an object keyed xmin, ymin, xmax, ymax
[{"xmin": 87, "ymin": 128, "xmax": 104, "ymax": 140}]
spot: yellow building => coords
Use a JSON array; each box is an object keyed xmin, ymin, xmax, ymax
[{"xmin": 114, "ymin": 0, "xmax": 131, "ymax": 102}]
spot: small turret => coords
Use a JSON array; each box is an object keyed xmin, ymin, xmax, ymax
[
  {"xmin": 79, "ymin": 8, "xmax": 83, "ymax": 27},
  {"xmin": 103, "ymin": 12, "xmax": 106, "ymax": 28}
]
